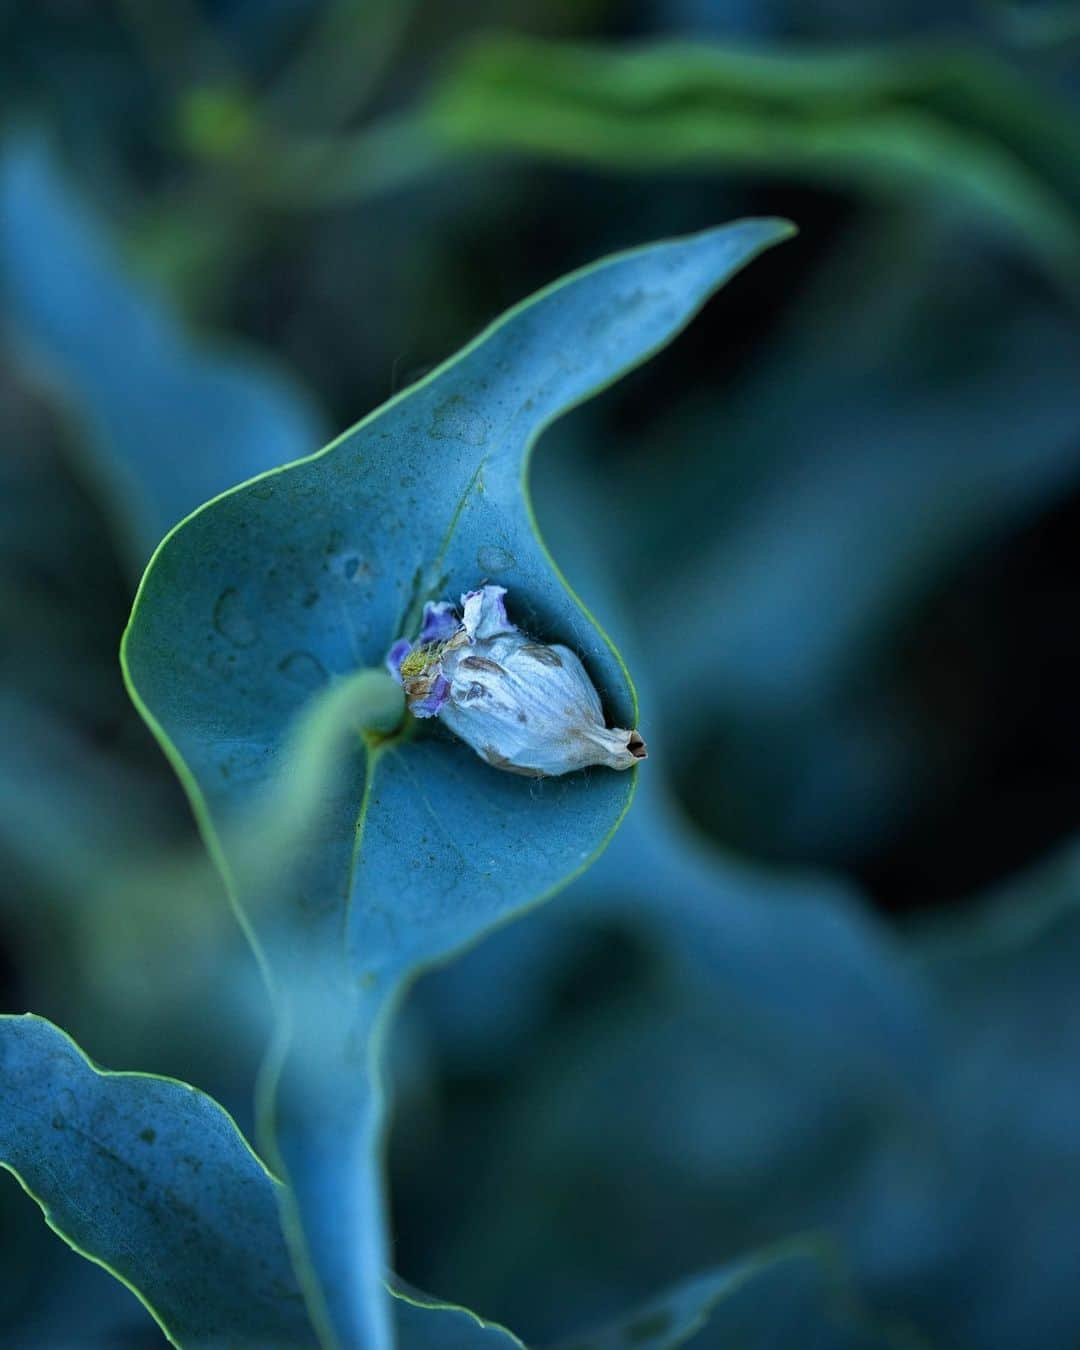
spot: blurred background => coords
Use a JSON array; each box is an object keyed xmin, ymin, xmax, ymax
[{"xmin": 2, "ymin": 1, "xmax": 1079, "ymax": 1346}]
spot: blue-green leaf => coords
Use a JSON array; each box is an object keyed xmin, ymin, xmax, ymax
[
  {"xmin": 121, "ymin": 220, "xmax": 794, "ymax": 1350},
  {"xmin": 0, "ymin": 1014, "xmax": 318, "ymax": 1350},
  {"xmin": 0, "ymin": 1013, "xmax": 524, "ymax": 1350},
  {"xmin": 0, "ymin": 136, "xmax": 326, "ymax": 566}
]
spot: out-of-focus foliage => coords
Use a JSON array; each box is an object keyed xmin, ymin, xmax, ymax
[
  {"xmin": 2, "ymin": 1, "xmax": 1079, "ymax": 1348},
  {"xmin": 429, "ymin": 35, "xmax": 1080, "ymax": 285},
  {"xmin": 0, "ymin": 139, "xmax": 326, "ymax": 567}
]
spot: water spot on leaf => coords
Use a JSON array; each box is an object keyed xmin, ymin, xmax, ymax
[
  {"xmin": 278, "ymin": 651, "xmax": 329, "ymax": 690},
  {"xmin": 213, "ymin": 587, "xmax": 260, "ymax": 648}
]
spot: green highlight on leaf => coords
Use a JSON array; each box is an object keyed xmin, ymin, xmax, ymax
[{"xmin": 120, "ymin": 220, "xmax": 795, "ymax": 1350}]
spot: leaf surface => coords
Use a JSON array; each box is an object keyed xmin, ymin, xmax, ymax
[
  {"xmin": 121, "ymin": 220, "xmax": 794, "ymax": 1350},
  {"xmin": 0, "ymin": 1014, "xmax": 318, "ymax": 1350},
  {"xmin": 0, "ymin": 1015, "xmax": 521, "ymax": 1350}
]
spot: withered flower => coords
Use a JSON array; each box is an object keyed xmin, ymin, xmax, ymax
[{"xmin": 386, "ymin": 585, "xmax": 646, "ymax": 777}]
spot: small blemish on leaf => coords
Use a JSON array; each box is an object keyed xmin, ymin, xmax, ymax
[
  {"xmin": 139, "ymin": 1128, "xmax": 156, "ymax": 1144},
  {"xmin": 278, "ymin": 651, "xmax": 329, "ymax": 690},
  {"xmin": 213, "ymin": 587, "xmax": 260, "ymax": 648}
]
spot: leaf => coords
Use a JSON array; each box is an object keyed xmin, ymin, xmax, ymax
[
  {"xmin": 552, "ymin": 1242, "xmax": 897, "ymax": 1350},
  {"xmin": 0, "ymin": 1013, "xmax": 523, "ymax": 1350},
  {"xmin": 0, "ymin": 1013, "xmax": 318, "ymax": 1350},
  {"xmin": 389, "ymin": 1285, "xmax": 522, "ymax": 1350},
  {"xmin": 0, "ymin": 135, "xmax": 327, "ymax": 567},
  {"xmin": 121, "ymin": 220, "xmax": 795, "ymax": 1350},
  {"xmin": 429, "ymin": 35, "xmax": 1080, "ymax": 286},
  {"xmin": 2, "ymin": 1018, "xmax": 900, "ymax": 1350}
]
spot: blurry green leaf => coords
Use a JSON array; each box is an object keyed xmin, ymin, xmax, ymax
[
  {"xmin": 177, "ymin": 84, "xmax": 259, "ymax": 160},
  {"xmin": 0, "ymin": 136, "xmax": 327, "ymax": 567},
  {"xmin": 266, "ymin": 0, "xmax": 417, "ymax": 132},
  {"xmin": 430, "ymin": 35, "xmax": 1080, "ymax": 284},
  {"xmin": 553, "ymin": 1242, "xmax": 897, "ymax": 1350},
  {"xmin": 121, "ymin": 220, "xmax": 794, "ymax": 1350}
]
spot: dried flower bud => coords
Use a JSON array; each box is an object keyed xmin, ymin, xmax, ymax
[{"xmin": 386, "ymin": 585, "xmax": 646, "ymax": 777}]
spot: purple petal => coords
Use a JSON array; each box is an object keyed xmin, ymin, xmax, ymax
[
  {"xmin": 411, "ymin": 673, "xmax": 450, "ymax": 718},
  {"xmin": 419, "ymin": 600, "xmax": 460, "ymax": 644},
  {"xmin": 386, "ymin": 638, "xmax": 412, "ymax": 683},
  {"xmin": 461, "ymin": 584, "xmax": 515, "ymax": 640}
]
